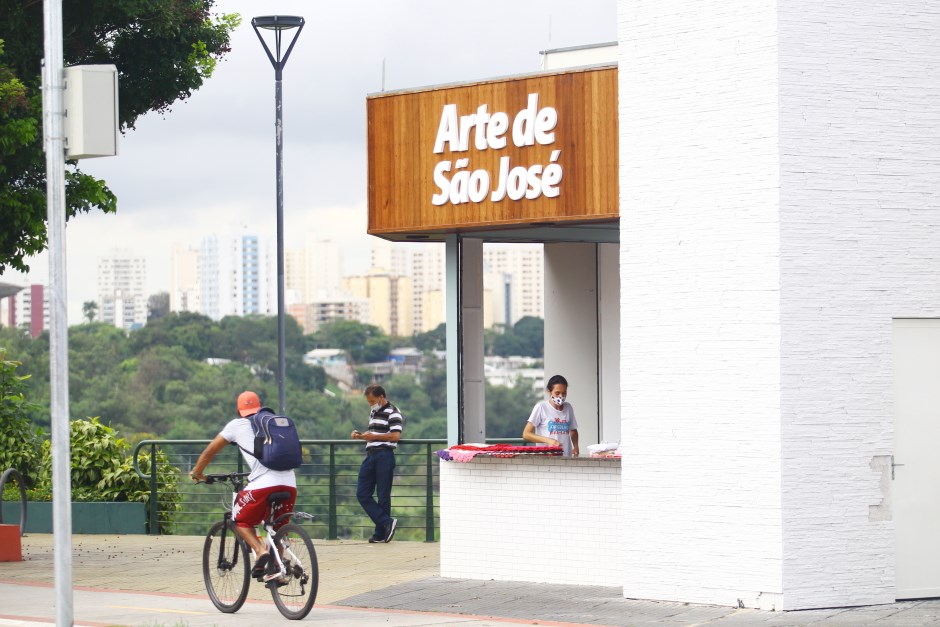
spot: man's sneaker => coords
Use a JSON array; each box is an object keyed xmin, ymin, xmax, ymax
[
  {"xmin": 368, "ymin": 535, "xmax": 382, "ymax": 543},
  {"xmin": 384, "ymin": 518, "xmax": 398, "ymax": 543},
  {"xmin": 263, "ymin": 561, "xmax": 286, "ymax": 583},
  {"xmin": 251, "ymin": 553, "xmax": 270, "ymax": 578}
]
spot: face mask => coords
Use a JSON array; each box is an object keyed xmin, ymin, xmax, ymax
[
  {"xmin": 370, "ymin": 403, "xmax": 382, "ymax": 412},
  {"xmin": 551, "ymin": 395, "xmax": 566, "ymax": 407}
]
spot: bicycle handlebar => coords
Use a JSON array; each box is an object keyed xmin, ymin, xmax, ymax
[{"xmin": 199, "ymin": 471, "xmax": 251, "ymax": 485}]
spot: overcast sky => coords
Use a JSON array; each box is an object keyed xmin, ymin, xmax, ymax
[{"xmin": 2, "ymin": 0, "xmax": 617, "ymax": 324}]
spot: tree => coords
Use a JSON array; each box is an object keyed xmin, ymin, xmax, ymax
[
  {"xmin": 485, "ymin": 379, "xmax": 540, "ymax": 439},
  {"xmin": 414, "ymin": 323, "xmax": 446, "ymax": 352},
  {"xmin": 493, "ymin": 316, "xmax": 544, "ymax": 358},
  {"xmin": 82, "ymin": 300, "xmax": 98, "ymax": 323},
  {"xmin": 312, "ymin": 320, "xmax": 386, "ymax": 364},
  {"xmin": 512, "ymin": 316, "xmax": 544, "ymax": 357},
  {"xmin": 129, "ymin": 310, "xmax": 218, "ymax": 360},
  {"xmin": 0, "ymin": 3, "xmax": 240, "ymax": 273},
  {"xmin": 363, "ymin": 336, "xmax": 391, "ymax": 363},
  {"xmin": 0, "ymin": 351, "xmax": 43, "ymax": 487},
  {"xmin": 147, "ymin": 292, "xmax": 170, "ymax": 322}
]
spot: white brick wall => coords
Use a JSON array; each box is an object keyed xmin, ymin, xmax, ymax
[
  {"xmin": 618, "ymin": 0, "xmax": 784, "ymax": 610},
  {"xmin": 619, "ymin": 0, "xmax": 940, "ymax": 611},
  {"xmin": 777, "ymin": 0, "xmax": 940, "ymax": 609},
  {"xmin": 439, "ymin": 458, "xmax": 622, "ymax": 586}
]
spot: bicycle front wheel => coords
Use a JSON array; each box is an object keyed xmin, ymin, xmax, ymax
[
  {"xmin": 269, "ymin": 523, "xmax": 319, "ymax": 619},
  {"xmin": 203, "ymin": 520, "xmax": 250, "ymax": 613}
]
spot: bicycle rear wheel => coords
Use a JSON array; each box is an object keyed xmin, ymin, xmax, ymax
[
  {"xmin": 269, "ymin": 523, "xmax": 319, "ymax": 619},
  {"xmin": 203, "ymin": 520, "xmax": 250, "ymax": 613}
]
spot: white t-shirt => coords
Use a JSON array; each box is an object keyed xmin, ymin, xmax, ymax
[
  {"xmin": 219, "ymin": 417, "xmax": 297, "ymax": 490},
  {"xmin": 527, "ymin": 400, "xmax": 579, "ymax": 457}
]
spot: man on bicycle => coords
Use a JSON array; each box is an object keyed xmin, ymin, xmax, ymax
[{"xmin": 190, "ymin": 390, "xmax": 296, "ymax": 582}]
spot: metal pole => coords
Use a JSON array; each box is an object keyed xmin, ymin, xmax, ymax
[
  {"xmin": 425, "ymin": 443, "xmax": 435, "ymax": 542},
  {"xmin": 328, "ymin": 444, "xmax": 337, "ymax": 540},
  {"xmin": 148, "ymin": 443, "xmax": 159, "ymax": 534},
  {"xmin": 252, "ymin": 16, "xmax": 302, "ymax": 415},
  {"xmin": 275, "ymin": 75, "xmax": 286, "ymax": 414},
  {"xmin": 42, "ymin": 0, "xmax": 73, "ymax": 624}
]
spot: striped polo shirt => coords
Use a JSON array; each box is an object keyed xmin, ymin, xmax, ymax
[{"xmin": 366, "ymin": 402, "xmax": 404, "ymax": 450}]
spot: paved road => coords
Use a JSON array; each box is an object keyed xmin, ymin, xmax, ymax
[
  {"xmin": 0, "ymin": 581, "xmax": 576, "ymax": 626},
  {"xmin": 4, "ymin": 534, "xmax": 940, "ymax": 625}
]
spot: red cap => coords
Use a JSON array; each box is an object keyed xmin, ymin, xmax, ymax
[{"xmin": 237, "ymin": 391, "xmax": 261, "ymax": 417}]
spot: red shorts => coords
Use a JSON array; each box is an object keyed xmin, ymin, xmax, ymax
[{"xmin": 232, "ymin": 485, "xmax": 297, "ymax": 530}]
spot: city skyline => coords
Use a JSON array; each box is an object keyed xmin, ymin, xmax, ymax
[
  {"xmin": 163, "ymin": 236, "xmax": 545, "ymax": 336},
  {"xmin": 0, "ymin": 0, "xmax": 617, "ymax": 325}
]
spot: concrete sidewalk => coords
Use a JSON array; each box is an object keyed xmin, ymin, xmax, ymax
[
  {"xmin": 2, "ymin": 534, "xmax": 940, "ymax": 626},
  {"xmin": 0, "ymin": 532, "xmax": 438, "ymax": 604}
]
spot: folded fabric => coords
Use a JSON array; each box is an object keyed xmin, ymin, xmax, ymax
[
  {"xmin": 436, "ymin": 443, "xmax": 563, "ymax": 462},
  {"xmin": 587, "ymin": 442, "xmax": 619, "ymax": 454}
]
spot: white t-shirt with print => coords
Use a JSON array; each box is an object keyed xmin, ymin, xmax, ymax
[
  {"xmin": 219, "ymin": 417, "xmax": 297, "ymax": 490},
  {"xmin": 526, "ymin": 400, "xmax": 579, "ymax": 457}
]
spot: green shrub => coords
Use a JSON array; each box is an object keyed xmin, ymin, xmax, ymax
[
  {"xmin": 30, "ymin": 417, "xmax": 181, "ymax": 533},
  {"xmin": 0, "ymin": 353, "xmax": 43, "ymax": 488}
]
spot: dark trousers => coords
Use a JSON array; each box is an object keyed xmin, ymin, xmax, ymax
[{"xmin": 356, "ymin": 447, "xmax": 396, "ymax": 537}]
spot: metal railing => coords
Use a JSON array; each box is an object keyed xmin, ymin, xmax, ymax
[{"xmin": 132, "ymin": 438, "xmax": 448, "ymax": 542}]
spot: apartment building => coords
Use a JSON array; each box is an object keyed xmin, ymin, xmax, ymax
[
  {"xmin": 198, "ymin": 232, "xmax": 273, "ymax": 320},
  {"xmin": 97, "ymin": 250, "xmax": 147, "ymax": 330}
]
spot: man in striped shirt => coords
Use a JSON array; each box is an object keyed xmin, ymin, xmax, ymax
[{"xmin": 351, "ymin": 384, "xmax": 404, "ymax": 543}]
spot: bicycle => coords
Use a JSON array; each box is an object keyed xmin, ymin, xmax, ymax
[{"xmin": 199, "ymin": 471, "xmax": 319, "ymax": 620}]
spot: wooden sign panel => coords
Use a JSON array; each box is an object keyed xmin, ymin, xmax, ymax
[{"xmin": 367, "ymin": 66, "xmax": 618, "ymax": 235}]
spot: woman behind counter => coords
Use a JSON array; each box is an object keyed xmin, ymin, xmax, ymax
[{"xmin": 522, "ymin": 374, "xmax": 579, "ymax": 457}]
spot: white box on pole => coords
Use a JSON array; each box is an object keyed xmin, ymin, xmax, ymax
[{"xmin": 63, "ymin": 64, "xmax": 118, "ymax": 159}]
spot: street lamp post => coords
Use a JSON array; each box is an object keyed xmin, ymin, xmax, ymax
[{"xmin": 252, "ymin": 15, "xmax": 304, "ymax": 413}]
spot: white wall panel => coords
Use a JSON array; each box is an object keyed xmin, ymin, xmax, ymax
[
  {"xmin": 618, "ymin": 0, "xmax": 784, "ymax": 609},
  {"xmin": 440, "ymin": 458, "xmax": 622, "ymax": 585},
  {"xmin": 545, "ymin": 243, "xmax": 599, "ymax": 448},
  {"xmin": 618, "ymin": 0, "xmax": 940, "ymax": 610}
]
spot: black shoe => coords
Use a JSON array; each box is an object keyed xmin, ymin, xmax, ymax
[
  {"xmin": 251, "ymin": 553, "xmax": 270, "ymax": 578},
  {"xmin": 384, "ymin": 518, "xmax": 398, "ymax": 543},
  {"xmin": 368, "ymin": 536, "xmax": 382, "ymax": 543}
]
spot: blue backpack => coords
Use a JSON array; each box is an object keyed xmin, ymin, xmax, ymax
[{"xmin": 237, "ymin": 409, "xmax": 303, "ymax": 471}]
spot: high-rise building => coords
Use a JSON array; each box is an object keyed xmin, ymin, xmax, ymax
[
  {"xmin": 289, "ymin": 298, "xmax": 369, "ymax": 335},
  {"xmin": 0, "ymin": 281, "xmax": 24, "ymax": 330},
  {"xmin": 411, "ymin": 244, "xmax": 446, "ymax": 333},
  {"xmin": 285, "ymin": 237, "xmax": 344, "ymax": 306},
  {"xmin": 304, "ymin": 237, "xmax": 343, "ymax": 302},
  {"xmin": 483, "ymin": 244, "xmax": 544, "ymax": 326},
  {"xmin": 422, "ymin": 288, "xmax": 445, "ymax": 333},
  {"xmin": 284, "ymin": 248, "xmax": 305, "ymax": 306},
  {"xmin": 371, "ymin": 240, "xmax": 410, "ymax": 277},
  {"xmin": 483, "ymin": 271, "xmax": 511, "ymax": 329},
  {"xmin": 343, "ymin": 272, "xmax": 413, "ymax": 337},
  {"xmin": 0, "ymin": 282, "xmax": 48, "ymax": 337},
  {"xmin": 98, "ymin": 250, "xmax": 147, "ymax": 330},
  {"xmin": 239, "ymin": 234, "xmax": 266, "ymax": 315},
  {"xmin": 199, "ymin": 232, "xmax": 273, "ymax": 320},
  {"xmin": 355, "ymin": 242, "xmax": 540, "ymax": 334},
  {"xmin": 169, "ymin": 244, "xmax": 199, "ymax": 313},
  {"xmin": 21, "ymin": 284, "xmax": 49, "ymax": 337}
]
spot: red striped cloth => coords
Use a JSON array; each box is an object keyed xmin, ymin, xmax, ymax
[{"xmin": 436, "ymin": 444, "xmax": 563, "ymax": 461}]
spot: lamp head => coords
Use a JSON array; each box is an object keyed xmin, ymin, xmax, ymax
[
  {"xmin": 251, "ymin": 15, "xmax": 304, "ymax": 31},
  {"xmin": 251, "ymin": 15, "xmax": 305, "ymax": 76}
]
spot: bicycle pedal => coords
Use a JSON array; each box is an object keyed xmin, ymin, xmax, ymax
[
  {"xmin": 265, "ymin": 575, "xmax": 290, "ymax": 588},
  {"xmin": 263, "ymin": 568, "xmax": 287, "ymax": 583}
]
